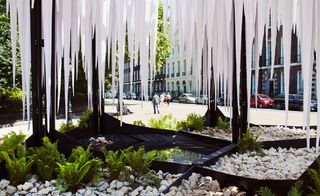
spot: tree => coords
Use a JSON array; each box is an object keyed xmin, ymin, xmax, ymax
[
  {"xmin": 0, "ymin": 2, "xmax": 21, "ymax": 89},
  {"xmin": 155, "ymin": 2, "xmax": 171, "ymax": 71}
]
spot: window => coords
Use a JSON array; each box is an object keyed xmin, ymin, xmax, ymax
[
  {"xmin": 297, "ymin": 40, "xmax": 301, "ymax": 63},
  {"xmin": 252, "ymin": 74, "xmax": 256, "ymax": 93},
  {"xmin": 280, "ymin": 37, "xmax": 284, "ymax": 64},
  {"xmin": 172, "ymin": 82, "xmax": 174, "ymax": 91},
  {"xmin": 183, "ymin": 60, "xmax": 186, "ymax": 76},
  {"xmin": 297, "ymin": 71, "xmax": 303, "ymax": 94},
  {"xmin": 266, "ymin": 41, "xmax": 271, "ymax": 66},
  {"xmin": 178, "ymin": 61, "xmax": 180, "ymax": 74},
  {"xmin": 190, "ymin": 59, "xmax": 193, "ymax": 75},
  {"xmin": 280, "ymin": 71, "xmax": 284, "ymax": 94}
]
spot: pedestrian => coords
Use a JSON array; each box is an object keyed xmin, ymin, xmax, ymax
[
  {"xmin": 166, "ymin": 92, "xmax": 171, "ymax": 106},
  {"xmin": 152, "ymin": 93, "xmax": 160, "ymax": 114},
  {"xmin": 160, "ymin": 93, "xmax": 165, "ymax": 106}
]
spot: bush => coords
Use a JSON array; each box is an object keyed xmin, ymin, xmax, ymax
[
  {"xmin": 237, "ymin": 131, "xmax": 263, "ymax": 153},
  {"xmin": 0, "ymin": 132, "xmax": 32, "ymax": 185},
  {"xmin": 256, "ymin": 186, "xmax": 275, "ymax": 196},
  {"xmin": 308, "ymin": 158, "xmax": 320, "ymax": 196},
  {"xmin": 176, "ymin": 113, "xmax": 205, "ymax": 131},
  {"xmin": 148, "ymin": 114, "xmax": 177, "ymax": 130},
  {"xmin": 59, "ymin": 122, "xmax": 77, "ymax": 133},
  {"xmin": 133, "ymin": 120, "xmax": 146, "ymax": 127},
  {"xmin": 104, "ymin": 150, "xmax": 125, "ymax": 180},
  {"xmin": 57, "ymin": 146, "xmax": 103, "ymax": 192},
  {"xmin": 78, "ymin": 109, "xmax": 91, "ymax": 129},
  {"xmin": 0, "ymin": 88, "xmax": 22, "ymax": 113},
  {"xmin": 216, "ymin": 117, "xmax": 229, "ymax": 129},
  {"xmin": 29, "ymin": 137, "xmax": 66, "ymax": 181}
]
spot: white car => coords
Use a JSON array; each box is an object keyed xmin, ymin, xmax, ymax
[
  {"xmin": 178, "ymin": 93, "xmax": 196, "ymax": 103},
  {"xmin": 196, "ymin": 95, "xmax": 208, "ymax": 104}
]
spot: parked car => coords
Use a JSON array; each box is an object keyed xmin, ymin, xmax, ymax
[
  {"xmin": 273, "ymin": 94, "xmax": 317, "ymax": 111},
  {"xmin": 250, "ymin": 94, "xmax": 274, "ymax": 108},
  {"xmin": 126, "ymin": 92, "xmax": 137, "ymax": 99},
  {"xmin": 105, "ymin": 89, "xmax": 116, "ymax": 98},
  {"xmin": 178, "ymin": 93, "xmax": 196, "ymax": 103},
  {"xmin": 196, "ymin": 95, "xmax": 208, "ymax": 104}
]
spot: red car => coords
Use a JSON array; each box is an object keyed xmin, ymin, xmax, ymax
[{"xmin": 250, "ymin": 94, "xmax": 274, "ymax": 108}]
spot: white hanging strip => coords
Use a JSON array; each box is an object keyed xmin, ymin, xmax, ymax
[
  {"xmin": 300, "ymin": 0, "xmax": 314, "ymax": 149},
  {"xmin": 270, "ymin": 0, "xmax": 278, "ymax": 79},
  {"xmin": 9, "ymin": 0, "xmax": 17, "ymax": 87},
  {"xmin": 279, "ymin": 0, "xmax": 293, "ymax": 127},
  {"xmin": 55, "ymin": 1, "xmax": 63, "ymax": 113},
  {"xmin": 314, "ymin": 0, "xmax": 320, "ymax": 152}
]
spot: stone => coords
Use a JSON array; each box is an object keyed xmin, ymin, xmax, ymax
[
  {"xmin": 61, "ymin": 192, "xmax": 72, "ymax": 196},
  {"xmin": 130, "ymin": 186, "xmax": 143, "ymax": 196},
  {"xmin": 78, "ymin": 189, "xmax": 86, "ymax": 194},
  {"xmin": 17, "ymin": 190, "xmax": 29, "ymax": 195},
  {"xmin": 17, "ymin": 184, "xmax": 23, "ymax": 191},
  {"xmin": 116, "ymin": 181, "xmax": 123, "ymax": 189},
  {"xmin": 97, "ymin": 182, "xmax": 108, "ymax": 192},
  {"xmin": 50, "ymin": 180, "xmax": 57, "ymax": 185},
  {"xmin": 51, "ymin": 190, "xmax": 60, "ymax": 196},
  {"xmin": 159, "ymin": 185, "xmax": 167, "ymax": 192},
  {"xmin": 84, "ymin": 189, "xmax": 92, "ymax": 196},
  {"xmin": 29, "ymin": 187, "xmax": 37, "ymax": 193},
  {"xmin": 146, "ymin": 186, "xmax": 153, "ymax": 192},
  {"xmin": 0, "ymin": 190, "xmax": 6, "ymax": 196},
  {"xmin": 109, "ymin": 180, "xmax": 117, "ymax": 189},
  {"xmin": 44, "ymin": 181, "xmax": 51, "ymax": 188},
  {"xmin": 22, "ymin": 182, "xmax": 34, "ymax": 191},
  {"xmin": 0, "ymin": 179, "xmax": 10, "ymax": 189},
  {"xmin": 38, "ymin": 187, "xmax": 55, "ymax": 195},
  {"xmin": 113, "ymin": 190, "xmax": 125, "ymax": 196},
  {"xmin": 6, "ymin": 185, "xmax": 17, "ymax": 194}
]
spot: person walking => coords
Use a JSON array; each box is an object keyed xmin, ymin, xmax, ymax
[
  {"xmin": 152, "ymin": 93, "xmax": 160, "ymax": 114},
  {"xmin": 166, "ymin": 92, "xmax": 171, "ymax": 106}
]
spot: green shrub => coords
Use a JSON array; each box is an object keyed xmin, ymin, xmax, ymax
[
  {"xmin": 78, "ymin": 109, "xmax": 91, "ymax": 129},
  {"xmin": 0, "ymin": 132, "xmax": 32, "ymax": 185},
  {"xmin": 148, "ymin": 114, "xmax": 177, "ymax": 130},
  {"xmin": 216, "ymin": 117, "xmax": 229, "ymax": 129},
  {"xmin": 176, "ymin": 113, "xmax": 205, "ymax": 131},
  {"xmin": 104, "ymin": 150, "xmax": 125, "ymax": 180},
  {"xmin": 29, "ymin": 137, "xmax": 66, "ymax": 181},
  {"xmin": 256, "ymin": 186, "xmax": 275, "ymax": 196},
  {"xmin": 122, "ymin": 147, "xmax": 157, "ymax": 177},
  {"xmin": 308, "ymin": 158, "xmax": 320, "ymax": 196},
  {"xmin": 288, "ymin": 180, "xmax": 303, "ymax": 196},
  {"xmin": 59, "ymin": 122, "xmax": 77, "ymax": 133},
  {"xmin": 237, "ymin": 131, "xmax": 263, "ymax": 153},
  {"xmin": 57, "ymin": 146, "xmax": 103, "ymax": 192},
  {"xmin": 0, "ymin": 88, "xmax": 23, "ymax": 113},
  {"xmin": 133, "ymin": 120, "xmax": 146, "ymax": 127}
]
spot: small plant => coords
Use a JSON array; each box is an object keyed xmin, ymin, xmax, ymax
[
  {"xmin": 176, "ymin": 113, "xmax": 205, "ymax": 131},
  {"xmin": 133, "ymin": 120, "xmax": 146, "ymax": 127},
  {"xmin": 288, "ymin": 180, "xmax": 303, "ymax": 196},
  {"xmin": 308, "ymin": 158, "xmax": 320, "ymax": 196},
  {"xmin": 57, "ymin": 146, "xmax": 103, "ymax": 192},
  {"xmin": 122, "ymin": 146, "xmax": 157, "ymax": 177},
  {"xmin": 104, "ymin": 150, "xmax": 125, "ymax": 180},
  {"xmin": 216, "ymin": 117, "xmax": 229, "ymax": 129},
  {"xmin": 78, "ymin": 109, "xmax": 91, "ymax": 129},
  {"xmin": 256, "ymin": 186, "xmax": 275, "ymax": 196},
  {"xmin": 237, "ymin": 131, "xmax": 262, "ymax": 153},
  {"xmin": 29, "ymin": 137, "xmax": 66, "ymax": 181},
  {"xmin": 59, "ymin": 122, "xmax": 77, "ymax": 133},
  {"xmin": 0, "ymin": 132, "xmax": 32, "ymax": 185},
  {"xmin": 148, "ymin": 114, "xmax": 177, "ymax": 130}
]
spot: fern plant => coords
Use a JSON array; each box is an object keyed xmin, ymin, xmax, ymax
[
  {"xmin": 29, "ymin": 137, "xmax": 66, "ymax": 181},
  {"xmin": 216, "ymin": 117, "xmax": 229, "ymax": 129},
  {"xmin": 104, "ymin": 150, "xmax": 125, "ymax": 180},
  {"xmin": 148, "ymin": 114, "xmax": 177, "ymax": 130},
  {"xmin": 0, "ymin": 132, "xmax": 32, "ymax": 186},
  {"xmin": 78, "ymin": 109, "xmax": 91, "ymax": 129},
  {"xmin": 59, "ymin": 122, "xmax": 77, "ymax": 133},
  {"xmin": 288, "ymin": 180, "xmax": 303, "ymax": 196},
  {"xmin": 122, "ymin": 146, "xmax": 157, "ymax": 177},
  {"xmin": 176, "ymin": 113, "xmax": 205, "ymax": 131},
  {"xmin": 256, "ymin": 186, "xmax": 275, "ymax": 196},
  {"xmin": 237, "ymin": 131, "xmax": 262, "ymax": 153},
  {"xmin": 308, "ymin": 158, "xmax": 320, "ymax": 196},
  {"xmin": 57, "ymin": 146, "xmax": 103, "ymax": 192},
  {"xmin": 133, "ymin": 120, "xmax": 146, "ymax": 127}
]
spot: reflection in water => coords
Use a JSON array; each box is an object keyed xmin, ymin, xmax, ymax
[{"xmin": 151, "ymin": 148, "xmax": 203, "ymax": 164}]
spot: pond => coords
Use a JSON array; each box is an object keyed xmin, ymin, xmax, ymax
[{"xmin": 151, "ymin": 147, "xmax": 205, "ymax": 164}]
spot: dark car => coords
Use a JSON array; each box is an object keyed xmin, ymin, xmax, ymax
[
  {"xmin": 273, "ymin": 94, "xmax": 317, "ymax": 111},
  {"xmin": 250, "ymin": 94, "xmax": 274, "ymax": 108}
]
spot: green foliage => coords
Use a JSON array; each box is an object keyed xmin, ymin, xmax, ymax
[
  {"xmin": 57, "ymin": 146, "xmax": 103, "ymax": 192},
  {"xmin": 59, "ymin": 122, "xmax": 77, "ymax": 133},
  {"xmin": 308, "ymin": 159, "xmax": 320, "ymax": 196},
  {"xmin": 156, "ymin": 1, "xmax": 171, "ymax": 70},
  {"xmin": 176, "ymin": 113, "xmax": 205, "ymax": 131},
  {"xmin": 78, "ymin": 109, "xmax": 91, "ymax": 129},
  {"xmin": 146, "ymin": 170, "xmax": 161, "ymax": 189},
  {"xmin": 133, "ymin": 120, "xmax": 146, "ymax": 127},
  {"xmin": 148, "ymin": 114, "xmax": 177, "ymax": 130},
  {"xmin": 122, "ymin": 147, "xmax": 157, "ymax": 177},
  {"xmin": 29, "ymin": 137, "xmax": 66, "ymax": 181},
  {"xmin": 216, "ymin": 117, "xmax": 230, "ymax": 129},
  {"xmin": 288, "ymin": 180, "xmax": 303, "ymax": 196},
  {"xmin": 0, "ymin": 88, "xmax": 22, "ymax": 113},
  {"xmin": 237, "ymin": 131, "xmax": 262, "ymax": 153},
  {"xmin": 0, "ymin": 132, "xmax": 32, "ymax": 185},
  {"xmin": 256, "ymin": 186, "xmax": 275, "ymax": 196},
  {"xmin": 104, "ymin": 150, "xmax": 125, "ymax": 180},
  {"xmin": 0, "ymin": 3, "xmax": 21, "ymax": 89}
]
